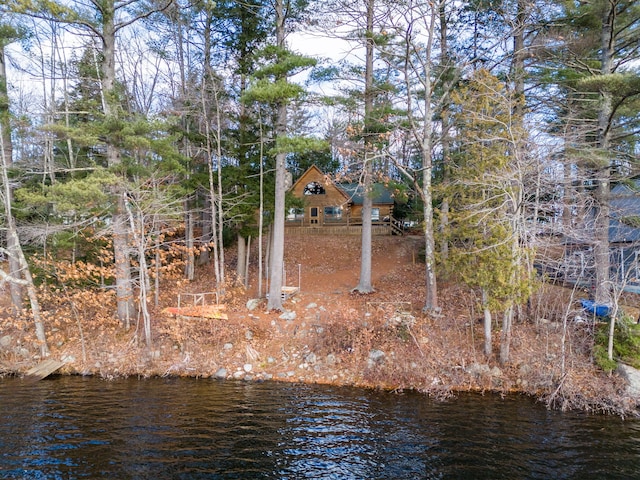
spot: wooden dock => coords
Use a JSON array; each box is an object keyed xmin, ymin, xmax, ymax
[{"xmin": 24, "ymin": 359, "xmax": 65, "ymax": 381}]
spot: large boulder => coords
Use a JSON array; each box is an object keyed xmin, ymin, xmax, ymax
[
  {"xmin": 279, "ymin": 310, "xmax": 297, "ymax": 321},
  {"xmin": 367, "ymin": 349, "xmax": 386, "ymax": 369},
  {"xmin": 617, "ymin": 363, "xmax": 640, "ymax": 398},
  {"xmin": 246, "ymin": 298, "xmax": 261, "ymax": 311},
  {"xmin": 0, "ymin": 335, "xmax": 12, "ymax": 350}
]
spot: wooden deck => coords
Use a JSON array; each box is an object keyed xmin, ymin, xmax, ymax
[
  {"xmin": 162, "ymin": 304, "xmax": 228, "ymax": 320},
  {"xmin": 285, "ymin": 224, "xmax": 396, "ymax": 236},
  {"xmin": 162, "ymin": 292, "xmax": 228, "ymax": 320}
]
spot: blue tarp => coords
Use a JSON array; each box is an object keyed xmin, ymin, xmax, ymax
[{"xmin": 580, "ymin": 299, "xmax": 611, "ymax": 317}]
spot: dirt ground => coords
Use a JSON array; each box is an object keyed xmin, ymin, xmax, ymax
[
  {"xmin": 1, "ymin": 234, "xmax": 638, "ymax": 416},
  {"xmin": 243, "ymin": 234, "xmax": 426, "ymax": 319}
]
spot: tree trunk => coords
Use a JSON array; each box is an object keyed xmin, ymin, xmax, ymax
[
  {"xmin": 500, "ymin": 305, "xmax": 513, "ymax": 364},
  {"xmin": 355, "ymin": 163, "xmax": 374, "ymax": 293},
  {"xmin": 511, "ymin": 0, "xmax": 527, "ymax": 118},
  {"xmin": 208, "ymin": 154, "xmax": 222, "ymax": 288},
  {"xmin": 0, "ymin": 40, "xmax": 23, "ymax": 313},
  {"xmin": 267, "ymin": 149, "xmax": 286, "ymax": 310},
  {"xmin": 198, "ymin": 205, "xmax": 211, "ymax": 266},
  {"xmin": 353, "ymin": 0, "xmax": 375, "ymax": 294},
  {"xmin": 216, "ymin": 160, "xmax": 225, "ymax": 286},
  {"xmin": 245, "ymin": 236, "xmax": 251, "ymax": 288},
  {"xmin": 562, "ymin": 162, "xmax": 573, "ymax": 232},
  {"xmin": 265, "ymin": 225, "xmax": 272, "ymax": 288},
  {"xmin": 184, "ymin": 202, "xmax": 195, "ymax": 281},
  {"xmin": 203, "ymin": 16, "xmax": 226, "ymax": 292},
  {"xmin": 438, "ymin": 0, "xmax": 451, "ymax": 261},
  {"xmin": 607, "ymin": 301, "xmax": 619, "ymax": 363},
  {"xmin": 423, "ymin": 153, "xmax": 438, "ymax": 312},
  {"xmin": 1, "ymin": 131, "xmax": 49, "ymax": 357},
  {"xmin": 124, "ymin": 196, "xmax": 152, "ymax": 347},
  {"xmin": 100, "ymin": 2, "xmax": 134, "ymax": 325},
  {"xmin": 422, "ymin": 4, "xmax": 438, "ymax": 312},
  {"xmin": 113, "ymin": 195, "xmax": 134, "ymax": 328},
  {"xmin": 6, "ymin": 227, "xmax": 23, "ymax": 313},
  {"xmin": 12, "ymin": 227, "xmax": 50, "ymax": 357},
  {"xmin": 482, "ymin": 289, "xmax": 492, "ymax": 357},
  {"xmin": 593, "ymin": 2, "xmax": 615, "ymax": 305},
  {"xmin": 267, "ymin": 0, "xmax": 287, "ymax": 310},
  {"xmin": 237, "ymin": 233, "xmax": 246, "ymax": 285},
  {"xmin": 258, "ymin": 135, "xmax": 265, "ymax": 297}
]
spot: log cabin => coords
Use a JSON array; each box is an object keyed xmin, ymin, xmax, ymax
[{"xmin": 286, "ymin": 165, "xmax": 403, "ymax": 235}]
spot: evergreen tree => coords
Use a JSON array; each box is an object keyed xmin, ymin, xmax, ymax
[
  {"xmin": 8, "ymin": 0, "xmax": 179, "ymax": 327},
  {"xmin": 447, "ymin": 69, "xmax": 534, "ymax": 363},
  {"xmin": 243, "ymin": 0, "xmax": 319, "ymax": 310}
]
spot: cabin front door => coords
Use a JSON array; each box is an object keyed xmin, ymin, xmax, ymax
[{"xmin": 310, "ymin": 207, "xmax": 319, "ymax": 224}]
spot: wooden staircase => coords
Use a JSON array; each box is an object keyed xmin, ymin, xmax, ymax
[{"xmin": 390, "ymin": 218, "xmax": 405, "ymax": 236}]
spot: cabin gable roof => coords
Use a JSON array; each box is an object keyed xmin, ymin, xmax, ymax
[
  {"xmin": 289, "ymin": 165, "xmax": 395, "ymax": 207},
  {"xmin": 289, "ymin": 165, "xmax": 350, "ymax": 203}
]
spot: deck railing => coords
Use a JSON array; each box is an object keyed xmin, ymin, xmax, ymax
[{"xmin": 285, "ymin": 216, "xmax": 405, "ymax": 236}]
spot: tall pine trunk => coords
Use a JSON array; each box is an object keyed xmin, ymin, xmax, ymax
[
  {"xmin": 267, "ymin": 0, "xmax": 287, "ymax": 310},
  {"xmin": 594, "ymin": 2, "xmax": 614, "ymax": 306},
  {"xmin": 99, "ymin": 3, "xmax": 134, "ymax": 325},
  {"xmin": 198, "ymin": 206, "xmax": 211, "ymax": 266}
]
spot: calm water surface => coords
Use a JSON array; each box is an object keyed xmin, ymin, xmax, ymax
[{"xmin": 0, "ymin": 376, "xmax": 639, "ymax": 479}]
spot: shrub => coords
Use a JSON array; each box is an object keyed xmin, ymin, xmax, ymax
[{"xmin": 594, "ymin": 316, "xmax": 640, "ymax": 371}]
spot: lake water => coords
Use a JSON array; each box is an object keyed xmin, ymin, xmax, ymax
[{"xmin": 0, "ymin": 376, "xmax": 639, "ymax": 479}]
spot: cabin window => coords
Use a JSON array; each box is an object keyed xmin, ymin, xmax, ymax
[
  {"xmin": 372, "ymin": 208, "xmax": 380, "ymax": 221},
  {"xmin": 304, "ymin": 181, "xmax": 326, "ymax": 195},
  {"xmin": 324, "ymin": 206, "xmax": 342, "ymax": 221},
  {"xmin": 287, "ymin": 208, "xmax": 304, "ymax": 221}
]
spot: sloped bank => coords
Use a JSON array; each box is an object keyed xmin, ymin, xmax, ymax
[
  {"xmin": 2, "ymin": 290, "xmax": 638, "ymax": 418},
  {"xmin": 2, "ymin": 234, "xmax": 639, "ymax": 417}
]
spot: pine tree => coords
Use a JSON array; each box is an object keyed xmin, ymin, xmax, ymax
[{"xmin": 242, "ymin": 0, "xmax": 318, "ymax": 310}]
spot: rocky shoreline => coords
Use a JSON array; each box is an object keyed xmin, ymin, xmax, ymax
[
  {"xmin": 3, "ymin": 292, "xmax": 640, "ymax": 418},
  {"xmin": 2, "ymin": 235, "xmax": 640, "ymax": 417}
]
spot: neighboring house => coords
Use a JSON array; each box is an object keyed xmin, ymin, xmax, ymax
[
  {"xmin": 608, "ymin": 179, "xmax": 640, "ymax": 293},
  {"xmin": 286, "ymin": 165, "xmax": 403, "ymax": 235},
  {"xmin": 557, "ymin": 179, "xmax": 640, "ymax": 294}
]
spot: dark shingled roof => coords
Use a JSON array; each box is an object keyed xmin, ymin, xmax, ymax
[
  {"xmin": 336, "ymin": 183, "xmax": 395, "ymax": 205},
  {"xmin": 609, "ymin": 179, "xmax": 640, "ymax": 244}
]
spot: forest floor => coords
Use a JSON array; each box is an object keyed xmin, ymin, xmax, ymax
[{"xmin": 1, "ymin": 234, "xmax": 639, "ymax": 416}]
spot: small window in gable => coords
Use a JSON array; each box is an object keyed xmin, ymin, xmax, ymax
[{"xmin": 304, "ymin": 181, "xmax": 326, "ymax": 195}]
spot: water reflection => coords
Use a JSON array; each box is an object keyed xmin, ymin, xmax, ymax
[{"xmin": 0, "ymin": 377, "xmax": 638, "ymax": 479}]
